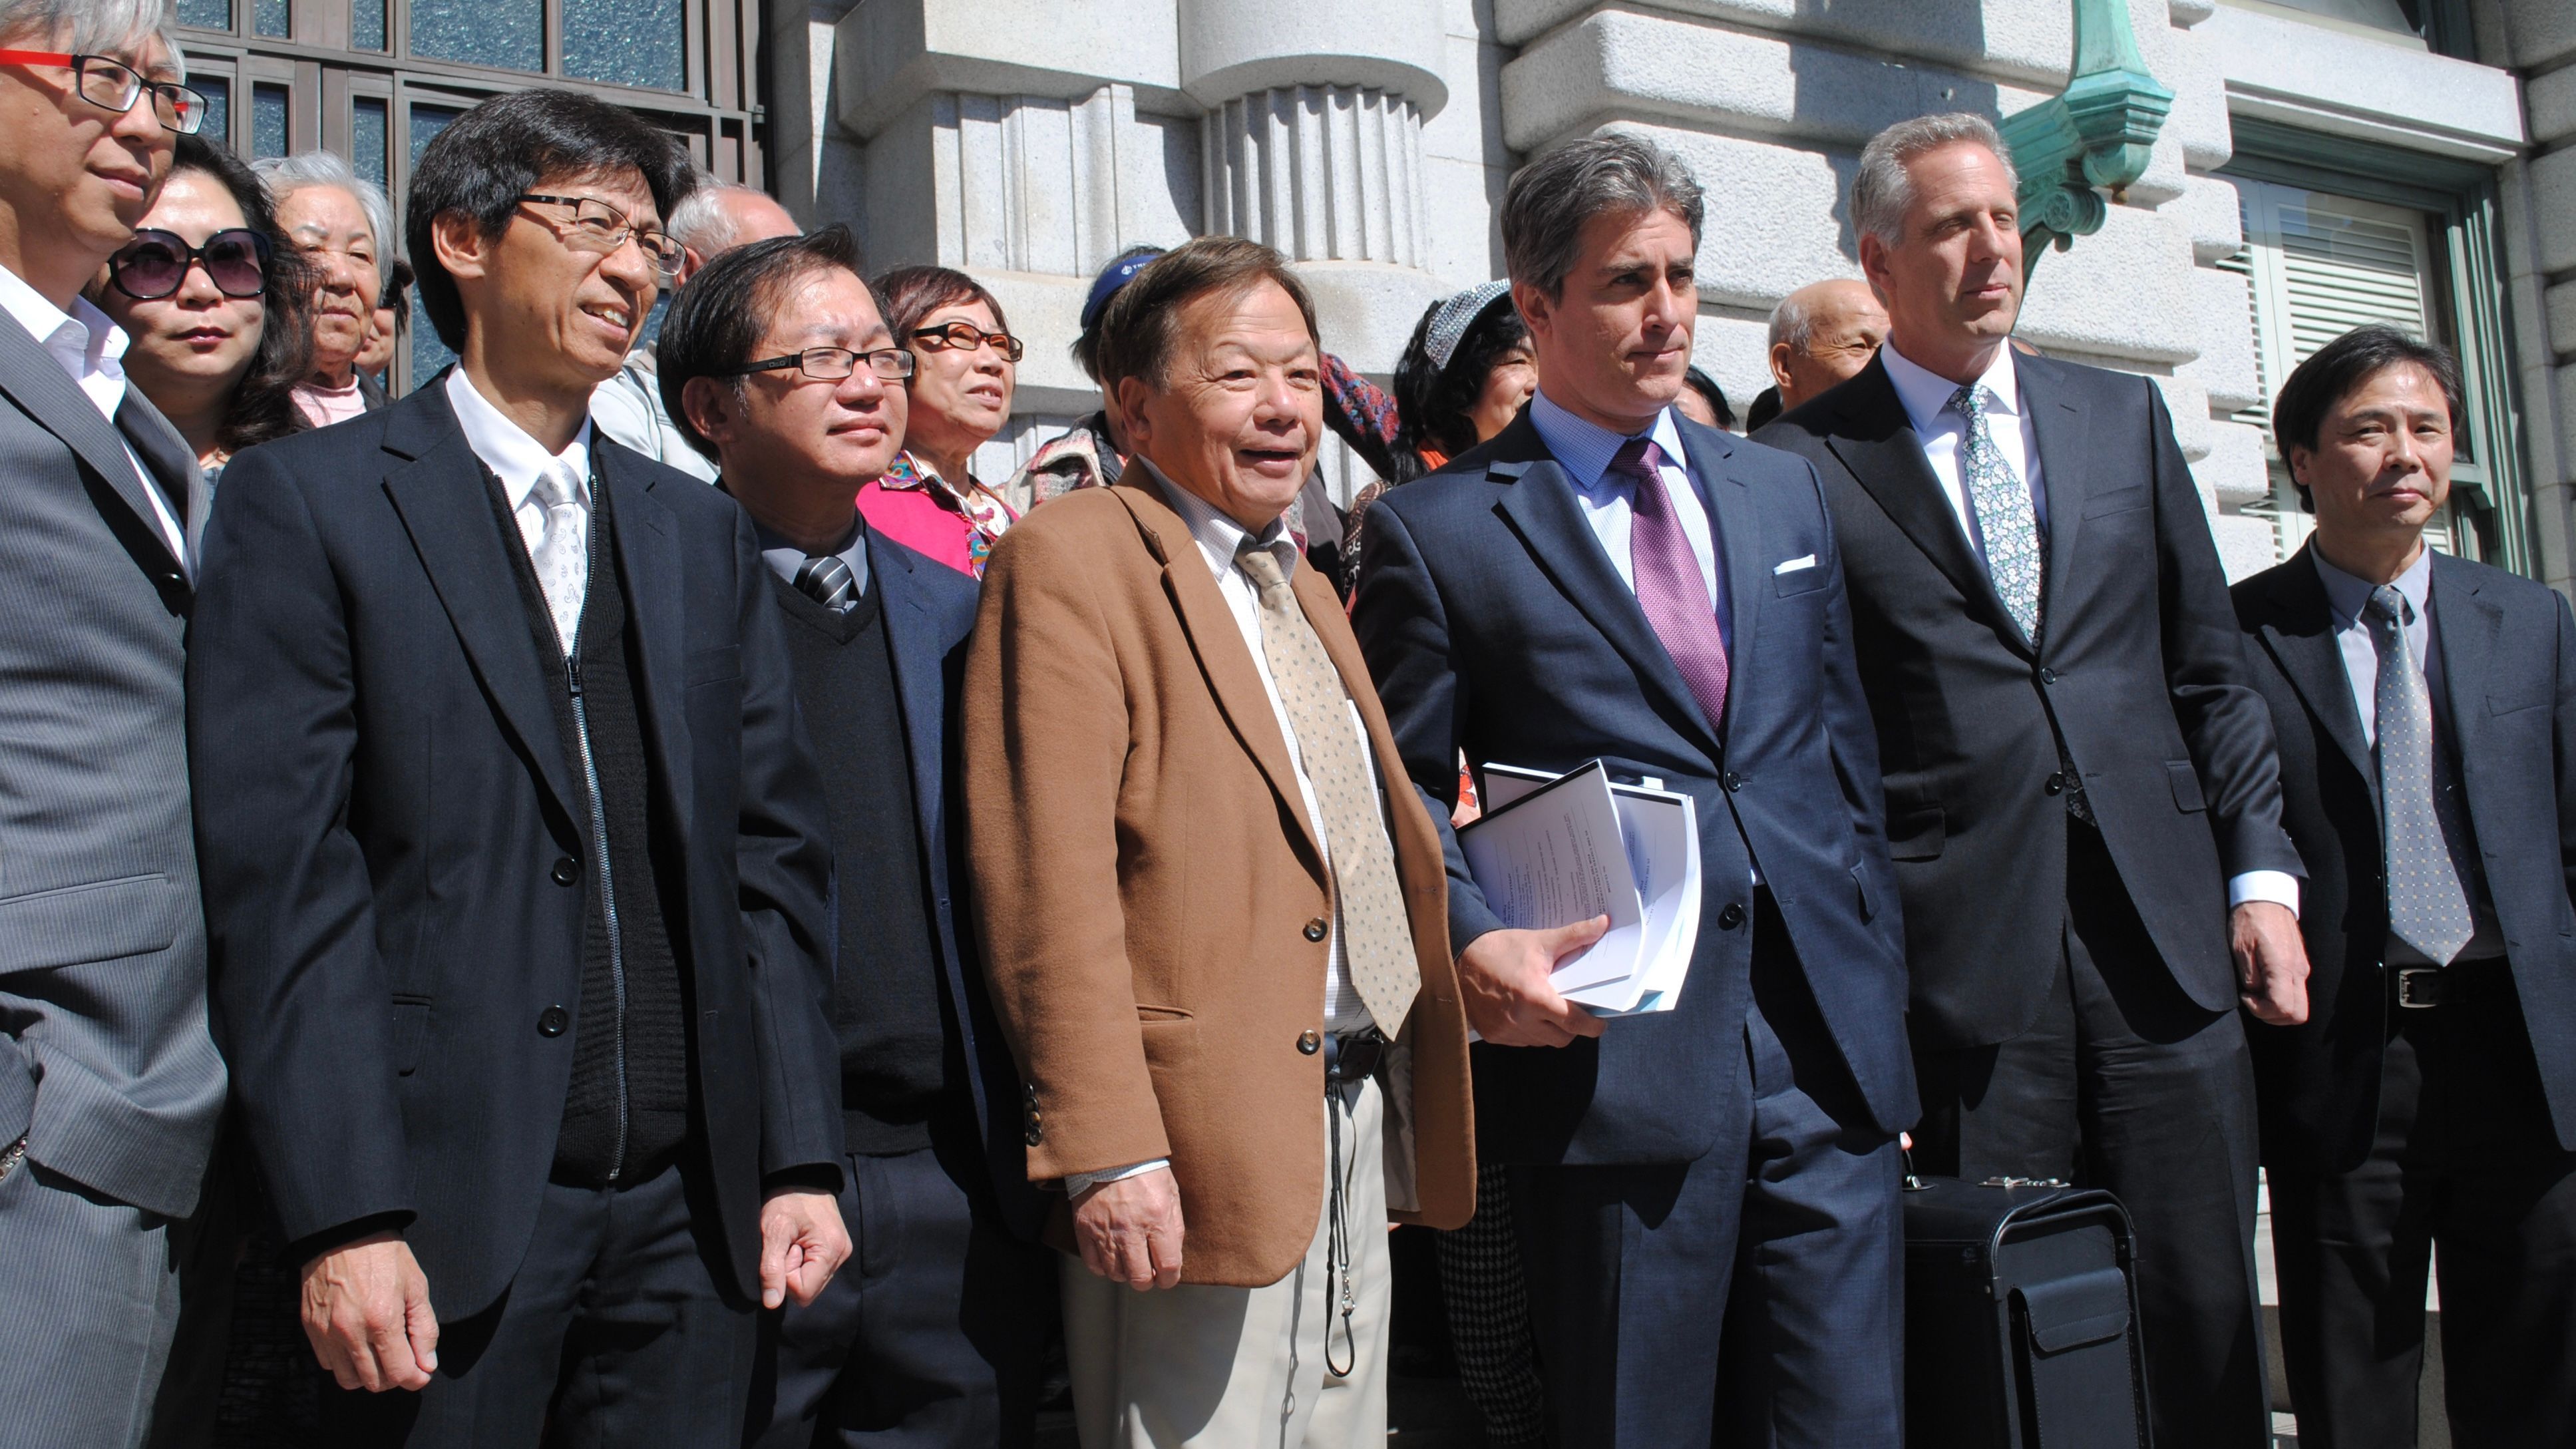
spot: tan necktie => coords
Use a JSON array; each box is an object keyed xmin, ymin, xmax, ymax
[{"xmin": 1234, "ymin": 538, "xmax": 1419, "ymax": 1038}]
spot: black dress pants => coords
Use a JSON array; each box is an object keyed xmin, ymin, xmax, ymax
[
  {"xmin": 320, "ymin": 1161, "xmax": 755, "ymax": 1447},
  {"xmin": 745, "ymin": 1131, "xmax": 1056, "ymax": 1448},
  {"xmin": 1910, "ymin": 822, "xmax": 2270, "ymax": 1449},
  {"xmin": 2268, "ymin": 962, "xmax": 2576, "ymax": 1449}
]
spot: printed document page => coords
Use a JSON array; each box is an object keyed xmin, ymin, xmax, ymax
[{"xmin": 1465, "ymin": 761, "xmax": 1701, "ymax": 1014}]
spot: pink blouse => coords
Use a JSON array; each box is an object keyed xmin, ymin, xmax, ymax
[{"xmin": 854, "ymin": 451, "xmax": 1018, "ymax": 580}]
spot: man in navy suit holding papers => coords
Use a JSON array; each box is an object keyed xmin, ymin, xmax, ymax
[{"xmin": 1350, "ymin": 134, "xmax": 1914, "ymax": 1448}]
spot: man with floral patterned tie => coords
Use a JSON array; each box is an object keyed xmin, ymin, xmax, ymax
[
  {"xmin": 1350, "ymin": 134, "xmax": 1915, "ymax": 1447},
  {"xmin": 1755, "ymin": 112, "xmax": 2309, "ymax": 1449}
]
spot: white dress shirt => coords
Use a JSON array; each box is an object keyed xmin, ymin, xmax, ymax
[
  {"xmin": 1527, "ymin": 387, "xmax": 1724, "ymax": 637},
  {"xmin": 2310, "ymin": 546, "xmax": 2438, "ymax": 751},
  {"xmin": 447, "ymin": 369, "xmax": 595, "ymax": 652},
  {"xmin": 1065, "ymin": 463, "xmax": 1392, "ymax": 1196},
  {"xmin": 0, "ymin": 261, "xmax": 190, "ymax": 564},
  {"xmin": 1881, "ymin": 339, "xmax": 2298, "ymax": 915}
]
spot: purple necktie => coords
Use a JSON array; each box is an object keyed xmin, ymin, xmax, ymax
[{"xmin": 1612, "ymin": 438, "xmax": 1729, "ymax": 730}]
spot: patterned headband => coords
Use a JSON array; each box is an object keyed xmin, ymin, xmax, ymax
[{"xmin": 1423, "ymin": 281, "xmax": 1513, "ymax": 375}]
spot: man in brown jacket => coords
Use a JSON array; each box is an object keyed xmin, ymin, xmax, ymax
[{"xmin": 964, "ymin": 236, "xmax": 1473, "ymax": 1447}]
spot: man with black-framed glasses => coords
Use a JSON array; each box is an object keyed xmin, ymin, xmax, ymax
[
  {"xmin": 189, "ymin": 87, "xmax": 849, "ymax": 1447},
  {"xmin": 0, "ymin": 3, "xmax": 224, "ymax": 1445},
  {"xmin": 658, "ymin": 224, "xmax": 1061, "ymax": 1448}
]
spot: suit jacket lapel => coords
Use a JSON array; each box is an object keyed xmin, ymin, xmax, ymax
[
  {"xmin": 603, "ymin": 443, "xmax": 693, "ymax": 839},
  {"xmin": 867, "ymin": 532, "xmax": 952, "ymax": 872},
  {"xmin": 2255, "ymin": 546, "xmax": 2374, "ymax": 792},
  {"xmin": 1109, "ymin": 483, "xmax": 1328, "ymax": 870},
  {"xmin": 1489, "ymin": 423, "xmax": 1724, "ymax": 757},
  {"xmin": 2017, "ymin": 355, "xmax": 2091, "ymax": 647},
  {"xmin": 2429, "ymin": 553, "xmax": 2502, "ymax": 815},
  {"xmin": 377, "ymin": 387, "xmax": 578, "ymax": 819},
  {"xmin": 0, "ymin": 317, "xmax": 188, "ymax": 575},
  {"xmin": 1823, "ymin": 357, "xmax": 2030, "ymax": 657}
]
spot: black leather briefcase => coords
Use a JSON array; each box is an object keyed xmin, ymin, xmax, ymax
[{"xmin": 1903, "ymin": 1175, "xmax": 2152, "ymax": 1449}]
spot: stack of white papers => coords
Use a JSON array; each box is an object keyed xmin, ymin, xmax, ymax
[{"xmin": 1457, "ymin": 759, "xmax": 1701, "ymax": 1016}]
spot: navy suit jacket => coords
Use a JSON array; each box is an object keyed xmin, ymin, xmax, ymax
[
  {"xmin": 191, "ymin": 379, "xmax": 842, "ymax": 1317},
  {"xmin": 836, "ymin": 528, "xmax": 1045, "ymax": 1238},
  {"xmin": 2234, "ymin": 546, "xmax": 2576, "ymax": 1171},
  {"xmin": 1350, "ymin": 407, "xmax": 1916, "ymax": 1167}
]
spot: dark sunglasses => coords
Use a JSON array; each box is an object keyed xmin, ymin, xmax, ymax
[{"xmin": 107, "ymin": 228, "xmax": 272, "ymax": 301}]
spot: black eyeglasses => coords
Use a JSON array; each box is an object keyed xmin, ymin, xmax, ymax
[
  {"xmin": 106, "ymin": 227, "xmax": 271, "ymax": 300},
  {"xmin": 719, "ymin": 347, "xmax": 917, "ymax": 383},
  {"xmin": 515, "ymin": 194, "xmax": 684, "ymax": 279},
  {"xmin": 0, "ymin": 50, "xmax": 208, "ymax": 134},
  {"xmin": 910, "ymin": 321, "xmax": 1024, "ymax": 363}
]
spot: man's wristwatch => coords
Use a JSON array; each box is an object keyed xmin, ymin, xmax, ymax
[{"xmin": 0, "ymin": 1136, "xmax": 27, "ymax": 1186}]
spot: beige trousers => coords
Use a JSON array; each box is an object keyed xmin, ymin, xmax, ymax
[{"xmin": 1062, "ymin": 1076, "xmax": 1391, "ymax": 1449}]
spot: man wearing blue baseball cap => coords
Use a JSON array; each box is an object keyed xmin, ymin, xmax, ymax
[{"xmin": 1004, "ymin": 245, "xmax": 1162, "ymax": 512}]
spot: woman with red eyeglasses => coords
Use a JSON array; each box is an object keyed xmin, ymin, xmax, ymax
[
  {"xmin": 857, "ymin": 264, "xmax": 1023, "ymax": 579},
  {"xmin": 85, "ymin": 133, "xmax": 313, "ymax": 487}
]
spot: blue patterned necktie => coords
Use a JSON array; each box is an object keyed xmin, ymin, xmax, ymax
[
  {"xmin": 1949, "ymin": 383, "xmax": 2044, "ymax": 642},
  {"xmin": 2368, "ymin": 585, "xmax": 2474, "ymax": 964}
]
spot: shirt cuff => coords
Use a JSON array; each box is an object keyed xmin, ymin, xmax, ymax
[
  {"xmin": 2228, "ymin": 870, "xmax": 2300, "ymax": 918},
  {"xmin": 1061, "ymin": 1158, "xmax": 1171, "ymax": 1197}
]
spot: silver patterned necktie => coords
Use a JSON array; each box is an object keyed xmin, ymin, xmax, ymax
[
  {"xmin": 1949, "ymin": 383, "xmax": 2044, "ymax": 642},
  {"xmin": 1233, "ymin": 538, "xmax": 1419, "ymax": 1038},
  {"xmin": 794, "ymin": 554, "xmax": 856, "ymax": 612},
  {"xmin": 2368, "ymin": 584, "xmax": 2474, "ymax": 964},
  {"xmin": 530, "ymin": 460, "xmax": 589, "ymax": 654}
]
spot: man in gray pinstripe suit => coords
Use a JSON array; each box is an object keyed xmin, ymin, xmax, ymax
[{"xmin": 0, "ymin": 4, "xmax": 226, "ymax": 1444}]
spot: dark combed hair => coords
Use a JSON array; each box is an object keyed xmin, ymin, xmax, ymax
[
  {"xmin": 1386, "ymin": 290, "xmax": 1526, "ymax": 485},
  {"xmin": 2271, "ymin": 323, "xmax": 2466, "ymax": 510},
  {"xmin": 166, "ymin": 133, "xmax": 315, "ymax": 455},
  {"xmin": 1682, "ymin": 366, "xmax": 1735, "ymax": 431},
  {"xmin": 405, "ymin": 88, "xmax": 695, "ymax": 350},
  {"xmin": 1093, "ymin": 235, "xmax": 1317, "ymax": 393},
  {"xmin": 655, "ymin": 225, "xmax": 872, "ymax": 462},
  {"xmin": 875, "ymin": 264, "xmax": 1010, "ymax": 352}
]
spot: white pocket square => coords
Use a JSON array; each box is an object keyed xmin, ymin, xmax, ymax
[{"xmin": 1773, "ymin": 554, "xmax": 1817, "ymax": 575}]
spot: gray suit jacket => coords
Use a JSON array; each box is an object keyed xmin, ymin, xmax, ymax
[{"xmin": 0, "ymin": 311, "xmax": 224, "ymax": 1220}]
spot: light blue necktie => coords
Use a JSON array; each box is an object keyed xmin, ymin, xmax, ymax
[{"xmin": 1950, "ymin": 383, "xmax": 2043, "ymax": 642}]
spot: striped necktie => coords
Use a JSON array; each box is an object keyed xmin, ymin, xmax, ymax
[{"xmin": 795, "ymin": 553, "xmax": 856, "ymax": 612}]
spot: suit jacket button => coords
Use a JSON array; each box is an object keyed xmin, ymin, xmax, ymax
[
  {"xmin": 551, "ymin": 857, "xmax": 578, "ymax": 886},
  {"xmin": 1724, "ymin": 771, "xmax": 1744, "ymax": 791},
  {"xmin": 1298, "ymin": 1029, "xmax": 1322, "ymax": 1055},
  {"xmin": 2039, "ymin": 667, "xmax": 2059, "ymax": 686},
  {"xmin": 1718, "ymin": 903, "xmax": 1746, "ymax": 931},
  {"xmin": 2044, "ymin": 772, "xmax": 2064, "ymax": 795},
  {"xmin": 1304, "ymin": 918, "xmax": 1328, "ymax": 942},
  {"xmin": 537, "ymin": 1005, "xmax": 570, "ymax": 1037},
  {"xmin": 1024, "ymin": 1124, "xmax": 1043, "ymax": 1146}
]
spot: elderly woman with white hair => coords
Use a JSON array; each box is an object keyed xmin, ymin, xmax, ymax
[{"xmin": 252, "ymin": 148, "xmax": 391, "ymax": 427}]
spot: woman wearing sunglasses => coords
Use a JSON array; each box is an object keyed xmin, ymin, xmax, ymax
[
  {"xmin": 857, "ymin": 264, "xmax": 1022, "ymax": 579},
  {"xmin": 87, "ymin": 134, "xmax": 313, "ymax": 487}
]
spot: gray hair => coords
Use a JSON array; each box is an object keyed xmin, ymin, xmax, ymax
[
  {"xmin": 254, "ymin": 149, "xmax": 395, "ymax": 270},
  {"xmin": 1501, "ymin": 132, "xmax": 1704, "ymax": 301},
  {"xmin": 666, "ymin": 176, "xmax": 776, "ymax": 256},
  {"xmin": 1851, "ymin": 112, "xmax": 2018, "ymax": 252},
  {"xmin": 0, "ymin": 0, "xmax": 183, "ymax": 71},
  {"xmin": 1768, "ymin": 292, "xmax": 1819, "ymax": 352}
]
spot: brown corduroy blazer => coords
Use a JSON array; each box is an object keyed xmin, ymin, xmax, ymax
[{"xmin": 963, "ymin": 480, "xmax": 1473, "ymax": 1288}]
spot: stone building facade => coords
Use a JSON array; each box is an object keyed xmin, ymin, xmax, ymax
[{"xmin": 765, "ymin": 0, "xmax": 2576, "ymax": 590}]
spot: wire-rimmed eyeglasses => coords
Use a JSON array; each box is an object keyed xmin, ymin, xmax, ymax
[
  {"xmin": 515, "ymin": 193, "xmax": 685, "ymax": 280},
  {"xmin": 0, "ymin": 50, "xmax": 209, "ymax": 133}
]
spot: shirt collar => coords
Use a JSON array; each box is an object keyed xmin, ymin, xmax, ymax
[
  {"xmin": 445, "ymin": 368, "xmax": 594, "ymax": 511},
  {"xmin": 751, "ymin": 511, "xmax": 871, "ymax": 598},
  {"xmin": 1138, "ymin": 459, "xmax": 1296, "ymax": 582},
  {"xmin": 1527, "ymin": 385, "xmax": 1690, "ymax": 495},
  {"xmin": 1880, "ymin": 337, "xmax": 2022, "ymax": 435},
  {"xmin": 0, "ymin": 260, "xmax": 128, "ymax": 378},
  {"xmin": 2311, "ymin": 542, "xmax": 2434, "ymax": 630}
]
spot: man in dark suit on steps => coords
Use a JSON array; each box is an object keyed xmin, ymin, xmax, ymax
[
  {"xmin": 658, "ymin": 226, "xmax": 1058, "ymax": 1447},
  {"xmin": 190, "ymin": 89, "xmax": 848, "ymax": 1446},
  {"xmin": 2231, "ymin": 325, "xmax": 2576, "ymax": 1448},
  {"xmin": 1352, "ymin": 132, "xmax": 1915, "ymax": 1448},
  {"xmin": 1754, "ymin": 112, "xmax": 2308, "ymax": 1449}
]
